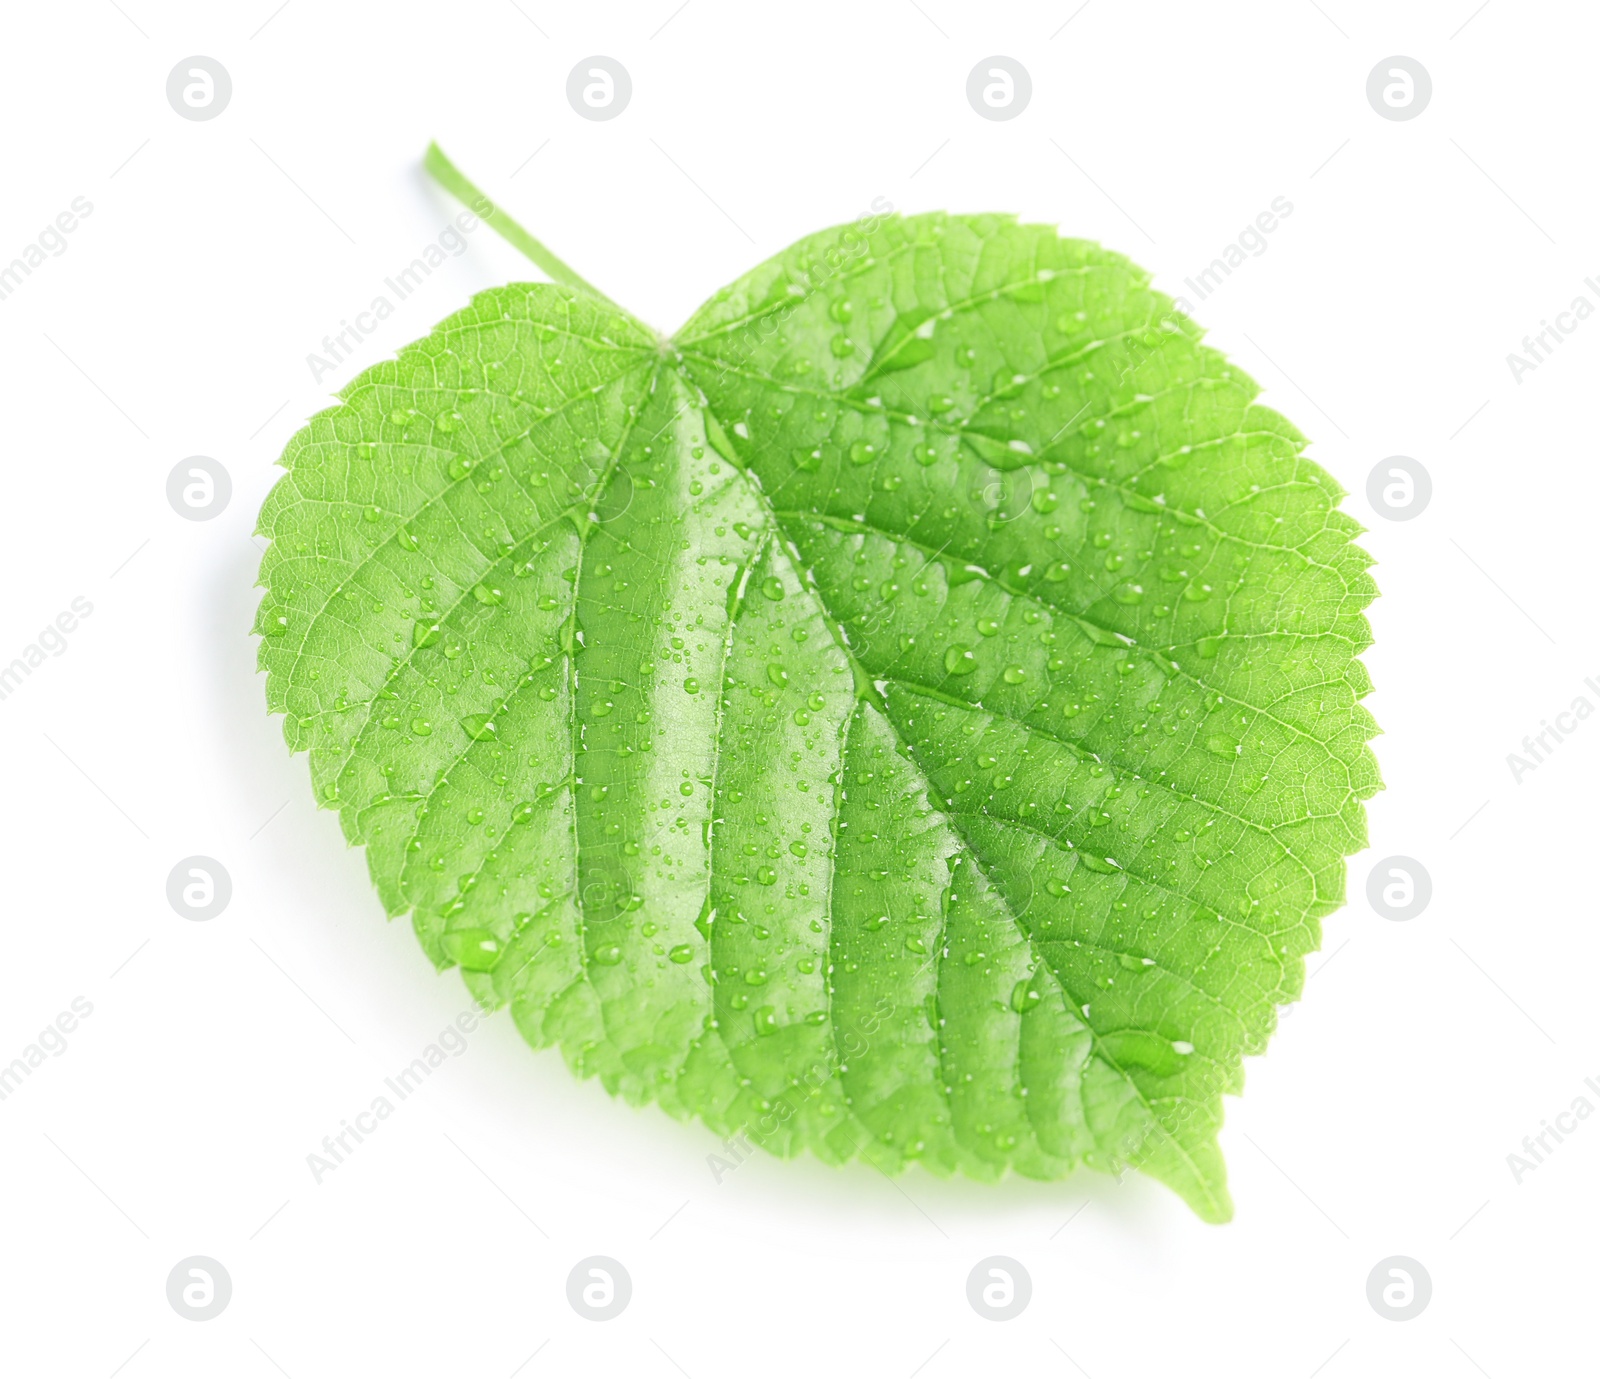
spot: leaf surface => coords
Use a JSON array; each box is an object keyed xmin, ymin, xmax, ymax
[{"xmin": 256, "ymin": 208, "xmax": 1379, "ymax": 1221}]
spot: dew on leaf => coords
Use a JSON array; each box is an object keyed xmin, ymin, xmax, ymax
[{"xmin": 255, "ymin": 185, "xmax": 1378, "ymax": 1224}]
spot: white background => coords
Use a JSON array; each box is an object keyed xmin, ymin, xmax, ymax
[{"xmin": 1, "ymin": 1, "xmax": 1595, "ymax": 1375}]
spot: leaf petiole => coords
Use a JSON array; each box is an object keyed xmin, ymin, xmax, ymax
[{"xmin": 423, "ymin": 141, "xmax": 617, "ymax": 306}]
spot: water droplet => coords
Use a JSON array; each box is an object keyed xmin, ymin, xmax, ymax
[
  {"xmin": 848, "ymin": 439, "xmax": 877, "ymax": 466},
  {"xmin": 766, "ymin": 663, "xmax": 789, "ymax": 689},
  {"xmin": 943, "ymin": 644, "xmax": 978, "ymax": 675},
  {"xmin": 684, "ymin": 678, "xmax": 700, "ymax": 694},
  {"xmin": 593, "ymin": 944, "xmax": 624, "ymax": 966},
  {"xmin": 461, "ymin": 714, "xmax": 497, "ymax": 741},
  {"xmin": 444, "ymin": 928, "xmax": 501, "ymax": 971},
  {"xmin": 410, "ymin": 717, "xmax": 433, "ymax": 736},
  {"xmin": 413, "ymin": 620, "xmax": 442, "ymax": 648},
  {"xmin": 1099, "ymin": 1029, "xmax": 1184, "ymax": 1076},
  {"xmin": 1010, "ymin": 980, "xmax": 1042, "ymax": 1013},
  {"xmin": 668, "ymin": 943, "xmax": 695, "ymax": 964},
  {"xmin": 1002, "ymin": 665, "xmax": 1026, "ymax": 684},
  {"xmin": 1207, "ymin": 735, "xmax": 1241, "ymax": 758},
  {"xmin": 760, "ymin": 576, "xmax": 786, "ymax": 601},
  {"xmin": 472, "ymin": 583, "xmax": 504, "ymax": 605}
]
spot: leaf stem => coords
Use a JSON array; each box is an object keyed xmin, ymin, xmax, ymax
[{"xmin": 423, "ymin": 142, "xmax": 616, "ymax": 305}]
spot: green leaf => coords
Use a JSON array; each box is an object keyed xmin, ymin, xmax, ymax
[{"xmin": 255, "ymin": 149, "xmax": 1379, "ymax": 1222}]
